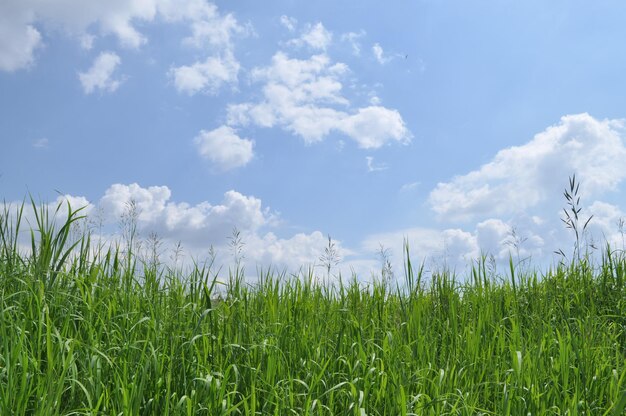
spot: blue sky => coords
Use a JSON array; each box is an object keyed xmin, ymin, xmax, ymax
[{"xmin": 2, "ymin": 0, "xmax": 626, "ymax": 277}]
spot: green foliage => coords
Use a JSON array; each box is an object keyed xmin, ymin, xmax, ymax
[{"xmin": 0, "ymin": 203, "xmax": 625, "ymax": 415}]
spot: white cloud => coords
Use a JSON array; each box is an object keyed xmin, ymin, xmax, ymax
[
  {"xmin": 475, "ymin": 218, "xmax": 511, "ymax": 258},
  {"xmin": 301, "ymin": 23, "xmax": 332, "ymax": 50},
  {"xmin": 0, "ymin": 188, "xmax": 555, "ymax": 281},
  {"xmin": 362, "ymin": 227, "xmax": 479, "ymax": 274},
  {"xmin": 0, "ymin": 10, "xmax": 42, "ymax": 72},
  {"xmin": 372, "ymin": 43, "xmax": 387, "ymax": 64},
  {"xmin": 289, "ymin": 22, "xmax": 333, "ymax": 51},
  {"xmin": 387, "ymin": 114, "xmax": 626, "ymax": 272},
  {"xmin": 0, "ymin": 0, "xmax": 155, "ymax": 64},
  {"xmin": 371, "ymin": 42, "xmax": 405, "ymax": 65},
  {"xmin": 164, "ymin": 2, "xmax": 246, "ymax": 95},
  {"xmin": 366, "ymin": 156, "xmax": 388, "ymax": 172},
  {"xmin": 177, "ymin": 6, "xmax": 244, "ymax": 49},
  {"xmin": 280, "ymin": 15, "xmax": 297, "ymax": 32},
  {"xmin": 99, "ymin": 183, "xmax": 172, "ymax": 223},
  {"xmin": 0, "ymin": 0, "xmax": 245, "ymax": 73},
  {"xmin": 357, "ymin": 214, "xmax": 564, "ymax": 279},
  {"xmin": 227, "ymin": 51, "xmax": 410, "ymax": 148},
  {"xmin": 588, "ymin": 201, "xmax": 623, "ymax": 232},
  {"xmin": 341, "ymin": 31, "xmax": 365, "ymax": 56},
  {"xmin": 429, "ymin": 114, "xmax": 626, "ymax": 222},
  {"xmin": 2, "ymin": 195, "xmax": 94, "ymax": 249},
  {"xmin": 340, "ymin": 106, "xmax": 410, "ymax": 148},
  {"xmin": 11, "ymin": 180, "xmax": 626, "ymax": 283},
  {"xmin": 13, "ymin": 183, "xmax": 351, "ymax": 276},
  {"xmin": 194, "ymin": 126, "xmax": 254, "ymax": 171},
  {"xmin": 244, "ymin": 231, "xmax": 334, "ymax": 271},
  {"xmin": 78, "ymin": 51, "xmax": 123, "ymax": 94},
  {"xmin": 98, "ymin": 184, "xmax": 271, "ymax": 249},
  {"xmin": 587, "ymin": 201, "xmax": 626, "ymax": 249},
  {"xmin": 170, "ymin": 51, "xmax": 240, "ymax": 95}
]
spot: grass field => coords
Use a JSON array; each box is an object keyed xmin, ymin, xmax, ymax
[{"xmin": 0, "ymin": 201, "xmax": 625, "ymax": 415}]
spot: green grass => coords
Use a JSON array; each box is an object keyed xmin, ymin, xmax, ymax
[{"xmin": 0, "ymin": 201, "xmax": 625, "ymax": 415}]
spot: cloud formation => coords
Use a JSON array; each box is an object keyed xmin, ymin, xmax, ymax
[
  {"xmin": 98, "ymin": 184, "xmax": 271, "ymax": 248},
  {"xmin": 372, "ymin": 43, "xmax": 388, "ymax": 64},
  {"xmin": 78, "ymin": 52, "xmax": 123, "ymax": 94},
  {"xmin": 194, "ymin": 126, "xmax": 254, "ymax": 171},
  {"xmin": 0, "ymin": 4, "xmax": 41, "ymax": 72},
  {"xmin": 366, "ymin": 156, "xmax": 388, "ymax": 172},
  {"xmin": 166, "ymin": 2, "xmax": 246, "ymax": 95},
  {"xmin": 170, "ymin": 51, "xmax": 240, "ymax": 95},
  {"xmin": 227, "ymin": 51, "xmax": 410, "ymax": 148},
  {"xmin": 288, "ymin": 22, "xmax": 333, "ymax": 51},
  {"xmin": 38, "ymin": 183, "xmax": 343, "ymax": 273},
  {"xmin": 0, "ymin": 0, "xmax": 158, "ymax": 71},
  {"xmin": 360, "ymin": 113, "xmax": 626, "ymax": 274},
  {"xmin": 362, "ymin": 227, "xmax": 480, "ymax": 273},
  {"xmin": 0, "ymin": 0, "xmax": 245, "ymax": 86},
  {"xmin": 429, "ymin": 114, "xmax": 626, "ymax": 222}
]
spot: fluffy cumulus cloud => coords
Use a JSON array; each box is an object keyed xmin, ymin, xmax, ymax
[
  {"xmin": 1, "ymin": 194, "xmax": 94, "ymax": 249},
  {"xmin": 0, "ymin": 2, "xmax": 42, "ymax": 72},
  {"xmin": 227, "ymin": 51, "xmax": 410, "ymax": 148},
  {"xmin": 474, "ymin": 218, "xmax": 545, "ymax": 261},
  {"xmin": 95, "ymin": 183, "xmax": 272, "ymax": 251},
  {"xmin": 170, "ymin": 51, "xmax": 240, "ymax": 95},
  {"xmin": 341, "ymin": 106, "xmax": 408, "ymax": 148},
  {"xmin": 587, "ymin": 201, "xmax": 626, "ymax": 248},
  {"xmin": 162, "ymin": 1, "xmax": 244, "ymax": 49},
  {"xmin": 2, "ymin": 186, "xmax": 354, "ymax": 280},
  {"xmin": 429, "ymin": 114, "xmax": 626, "ymax": 222},
  {"xmin": 474, "ymin": 219, "xmax": 512, "ymax": 258},
  {"xmin": 388, "ymin": 113, "xmax": 626, "ymax": 273},
  {"xmin": 194, "ymin": 126, "xmax": 254, "ymax": 170},
  {"xmin": 288, "ymin": 22, "xmax": 333, "ymax": 51},
  {"xmin": 78, "ymin": 51, "xmax": 123, "ymax": 94},
  {"xmin": 166, "ymin": 2, "xmax": 246, "ymax": 95},
  {"xmin": 358, "ymin": 214, "xmax": 561, "ymax": 279},
  {"xmin": 0, "ymin": 0, "xmax": 157, "ymax": 71},
  {"xmin": 244, "ymin": 231, "xmax": 335, "ymax": 272},
  {"xmin": 362, "ymin": 227, "xmax": 479, "ymax": 274},
  {"xmin": 0, "ymin": 0, "xmax": 245, "ymax": 92},
  {"xmin": 56, "ymin": 183, "xmax": 346, "ymax": 274}
]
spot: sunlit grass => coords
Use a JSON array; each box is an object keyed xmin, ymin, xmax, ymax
[{"xmin": 0, "ymin": 200, "xmax": 625, "ymax": 415}]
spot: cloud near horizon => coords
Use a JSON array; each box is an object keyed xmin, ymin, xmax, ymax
[
  {"xmin": 3, "ymin": 183, "xmax": 351, "ymax": 275},
  {"xmin": 429, "ymin": 113, "xmax": 626, "ymax": 223},
  {"xmin": 359, "ymin": 113, "xmax": 626, "ymax": 274}
]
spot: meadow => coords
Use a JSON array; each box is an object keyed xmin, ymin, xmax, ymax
[{"xmin": 0, "ymin": 199, "xmax": 625, "ymax": 415}]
